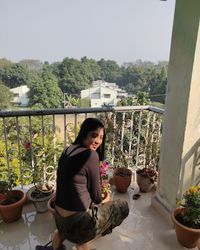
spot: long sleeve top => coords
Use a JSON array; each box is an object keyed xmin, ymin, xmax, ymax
[{"xmin": 55, "ymin": 147, "xmax": 102, "ymax": 211}]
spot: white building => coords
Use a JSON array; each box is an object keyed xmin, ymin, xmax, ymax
[
  {"xmin": 81, "ymin": 80, "xmax": 128, "ymax": 107},
  {"xmin": 10, "ymin": 85, "xmax": 30, "ymax": 107}
]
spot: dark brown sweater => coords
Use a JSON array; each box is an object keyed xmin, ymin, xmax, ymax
[{"xmin": 55, "ymin": 148, "xmax": 102, "ymax": 211}]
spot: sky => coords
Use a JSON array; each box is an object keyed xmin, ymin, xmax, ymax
[{"xmin": 0, "ymin": 0, "xmax": 176, "ymax": 65}]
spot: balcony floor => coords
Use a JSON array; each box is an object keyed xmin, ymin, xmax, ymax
[{"xmin": 0, "ymin": 183, "xmax": 199, "ymax": 250}]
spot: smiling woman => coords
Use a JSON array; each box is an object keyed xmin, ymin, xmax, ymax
[
  {"xmin": 36, "ymin": 117, "xmax": 129, "ymax": 250},
  {"xmin": 82, "ymin": 128, "xmax": 104, "ymax": 151},
  {"xmin": 73, "ymin": 118, "xmax": 105, "ymax": 158}
]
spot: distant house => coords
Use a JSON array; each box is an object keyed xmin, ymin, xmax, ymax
[
  {"xmin": 10, "ymin": 85, "xmax": 30, "ymax": 107},
  {"xmin": 81, "ymin": 80, "xmax": 128, "ymax": 107}
]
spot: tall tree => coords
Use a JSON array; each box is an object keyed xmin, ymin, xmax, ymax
[
  {"xmin": 56, "ymin": 57, "xmax": 91, "ymax": 95},
  {"xmin": 19, "ymin": 59, "xmax": 43, "ymax": 72},
  {"xmin": 28, "ymin": 67, "xmax": 62, "ymax": 109},
  {"xmin": 0, "ymin": 83, "xmax": 13, "ymax": 109},
  {"xmin": 143, "ymin": 67, "xmax": 167, "ymax": 104},
  {"xmin": 120, "ymin": 66, "xmax": 145, "ymax": 94},
  {"xmin": 97, "ymin": 59, "xmax": 122, "ymax": 83},
  {"xmin": 0, "ymin": 63, "xmax": 32, "ymax": 88},
  {"xmin": 0, "ymin": 58, "xmax": 13, "ymax": 69},
  {"xmin": 81, "ymin": 57, "xmax": 101, "ymax": 83}
]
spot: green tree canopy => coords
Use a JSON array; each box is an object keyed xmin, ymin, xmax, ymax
[
  {"xmin": 117, "ymin": 91, "xmax": 150, "ymax": 106},
  {"xmin": 19, "ymin": 59, "xmax": 43, "ymax": 72},
  {"xmin": 0, "ymin": 83, "xmax": 13, "ymax": 109},
  {"xmin": 119, "ymin": 66, "xmax": 145, "ymax": 94},
  {"xmin": 142, "ymin": 67, "xmax": 167, "ymax": 104},
  {"xmin": 0, "ymin": 57, "xmax": 168, "ymax": 108},
  {"xmin": 0, "ymin": 63, "xmax": 33, "ymax": 88},
  {"xmin": 28, "ymin": 67, "xmax": 63, "ymax": 109},
  {"xmin": 81, "ymin": 57, "xmax": 101, "ymax": 83},
  {"xmin": 0, "ymin": 58, "xmax": 13, "ymax": 69},
  {"xmin": 135, "ymin": 91, "xmax": 150, "ymax": 105},
  {"xmin": 55, "ymin": 57, "xmax": 91, "ymax": 95},
  {"xmin": 97, "ymin": 59, "xmax": 122, "ymax": 83}
]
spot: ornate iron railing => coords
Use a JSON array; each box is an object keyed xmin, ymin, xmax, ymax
[{"xmin": 0, "ymin": 106, "xmax": 163, "ymax": 188}]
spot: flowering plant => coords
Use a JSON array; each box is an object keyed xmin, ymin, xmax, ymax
[
  {"xmin": 176, "ymin": 185, "xmax": 200, "ymax": 229},
  {"xmin": 99, "ymin": 161, "xmax": 111, "ymax": 198},
  {"xmin": 22, "ymin": 135, "xmax": 62, "ymax": 190},
  {"xmin": 136, "ymin": 166, "xmax": 158, "ymax": 184}
]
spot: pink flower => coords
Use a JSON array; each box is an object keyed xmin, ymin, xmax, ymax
[
  {"xmin": 100, "ymin": 161, "xmax": 111, "ymax": 194},
  {"xmin": 24, "ymin": 142, "xmax": 31, "ymax": 150}
]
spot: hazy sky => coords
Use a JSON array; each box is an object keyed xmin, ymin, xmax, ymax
[{"xmin": 0, "ymin": 0, "xmax": 176, "ymax": 65}]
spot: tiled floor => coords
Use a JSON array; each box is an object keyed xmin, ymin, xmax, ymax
[{"xmin": 0, "ymin": 183, "xmax": 199, "ymax": 250}]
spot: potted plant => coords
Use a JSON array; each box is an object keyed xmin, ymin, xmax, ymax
[
  {"xmin": 27, "ymin": 182, "xmax": 54, "ymax": 213},
  {"xmin": 27, "ymin": 151, "xmax": 55, "ymax": 213},
  {"xmin": 112, "ymin": 149, "xmax": 132, "ymax": 193},
  {"xmin": 136, "ymin": 166, "xmax": 158, "ymax": 192},
  {"xmin": 171, "ymin": 185, "xmax": 200, "ymax": 248},
  {"xmin": 113, "ymin": 168, "xmax": 132, "ymax": 193},
  {"xmin": 0, "ymin": 177, "xmax": 27, "ymax": 223},
  {"xmin": 24, "ymin": 133, "xmax": 63, "ymax": 213},
  {"xmin": 99, "ymin": 113, "xmax": 132, "ymax": 193}
]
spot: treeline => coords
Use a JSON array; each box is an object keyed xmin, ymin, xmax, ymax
[{"xmin": 0, "ymin": 57, "xmax": 168, "ymax": 109}]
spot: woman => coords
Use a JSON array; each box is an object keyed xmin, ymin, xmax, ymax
[{"xmin": 36, "ymin": 118, "xmax": 129, "ymax": 250}]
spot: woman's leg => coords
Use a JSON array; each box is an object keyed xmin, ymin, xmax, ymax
[
  {"xmin": 52, "ymin": 230, "xmax": 91, "ymax": 250},
  {"xmin": 52, "ymin": 229, "xmax": 64, "ymax": 250},
  {"xmin": 75, "ymin": 234, "xmax": 101, "ymax": 250},
  {"xmin": 76, "ymin": 242, "xmax": 90, "ymax": 250}
]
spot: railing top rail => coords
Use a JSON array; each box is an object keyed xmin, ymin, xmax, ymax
[
  {"xmin": 148, "ymin": 106, "xmax": 164, "ymax": 114},
  {"xmin": 0, "ymin": 105, "xmax": 164, "ymax": 117}
]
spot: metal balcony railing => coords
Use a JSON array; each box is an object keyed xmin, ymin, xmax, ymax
[{"xmin": 0, "ymin": 106, "xmax": 163, "ymax": 188}]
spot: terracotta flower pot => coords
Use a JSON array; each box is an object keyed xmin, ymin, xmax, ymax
[
  {"xmin": 171, "ymin": 207, "xmax": 200, "ymax": 248},
  {"xmin": 0, "ymin": 190, "xmax": 27, "ymax": 223},
  {"xmin": 136, "ymin": 173, "xmax": 155, "ymax": 192},
  {"xmin": 113, "ymin": 168, "xmax": 132, "ymax": 193}
]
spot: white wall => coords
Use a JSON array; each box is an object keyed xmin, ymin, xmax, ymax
[
  {"xmin": 155, "ymin": 0, "xmax": 200, "ymax": 210},
  {"xmin": 81, "ymin": 87, "xmax": 100, "ymax": 99},
  {"xmin": 10, "ymin": 85, "xmax": 29, "ymax": 106},
  {"xmin": 81, "ymin": 86, "xmax": 118, "ymax": 107}
]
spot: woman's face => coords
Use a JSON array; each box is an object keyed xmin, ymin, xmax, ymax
[{"xmin": 83, "ymin": 127, "xmax": 104, "ymax": 151}]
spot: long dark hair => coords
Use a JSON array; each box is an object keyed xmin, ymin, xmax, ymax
[{"xmin": 73, "ymin": 118, "xmax": 106, "ymax": 161}]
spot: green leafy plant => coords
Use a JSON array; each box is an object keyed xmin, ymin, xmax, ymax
[
  {"xmin": 99, "ymin": 113, "xmax": 130, "ymax": 169},
  {"xmin": 29, "ymin": 137, "xmax": 62, "ymax": 195},
  {"xmin": 0, "ymin": 138, "xmax": 21, "ymax": 187},
  {"xmin": 0, "ymin": 173, "xmax": 19, "ymax": 205},
  {"xmin": 0, "ymin": 116, "xmax": 60, "ymax": 187},
  {"xmin": 176, "ymin": 185, "xmax": 200, "ymax": 229}
]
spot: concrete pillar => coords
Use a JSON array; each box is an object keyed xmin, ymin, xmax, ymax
[{"xmin": 152, "ymin": 0, "xmax": 200, "ymax": 213}]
